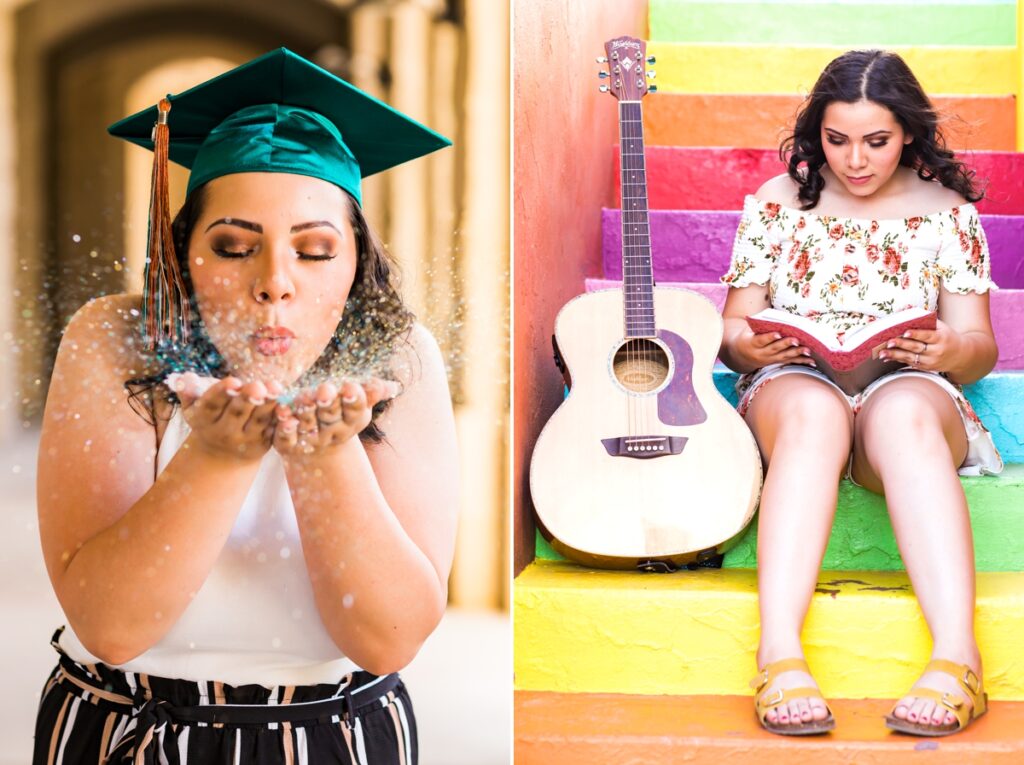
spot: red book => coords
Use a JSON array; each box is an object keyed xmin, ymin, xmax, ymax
[{"xmin": 745, "ymin": 307, "xmax": 938, "ymax": 394}]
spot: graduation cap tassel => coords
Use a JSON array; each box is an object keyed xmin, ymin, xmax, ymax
[{"xmin": 142, "ymin": 98, "xmax": 190, "ymax": 350}]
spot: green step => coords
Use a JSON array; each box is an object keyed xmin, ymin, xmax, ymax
[
  {"xmin": 535, "ymin": 465, "xmax": 1024, "ymax": 571},
  {"xmin": 649, "ymin": 0, "xmax": 1017, "ymax": 46}
]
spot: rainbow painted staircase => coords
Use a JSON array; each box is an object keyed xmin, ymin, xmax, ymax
[{"xmin": 515, "ymin": 2, "xmax": 1024, "ymax": 761}]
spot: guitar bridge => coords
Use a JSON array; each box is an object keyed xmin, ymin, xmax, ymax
[{"xmin": 601, "ymin": 435, "xmax": 687, "ymax": 459}]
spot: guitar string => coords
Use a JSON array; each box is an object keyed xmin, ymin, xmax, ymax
[
  {"xmin": 626, "ymin": 98, "xmax": 651, "ymax": 442},
  {"xmin": 619, "ymin": 98, "xmax": 634, "ymax": 441}
]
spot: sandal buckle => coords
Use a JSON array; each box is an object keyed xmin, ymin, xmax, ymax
[
  {"xmin": 961, "ymin": 668, "xmax": 980, "ymax": 695},
  {"xmin": 750, "ymin": 669, "xmax": 769, "ymax": 692},
  {"xmin": 761, "ymin": 688, "xmax": 784, "ymax": 707},
  {"xmin": 940, "ymin": 692, "xmax": 964, "ymax": 711}
]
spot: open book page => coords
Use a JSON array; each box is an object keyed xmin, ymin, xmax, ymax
[{"xmin": 744, "ymin": 307, "xmax": 937, "ymax": 395}]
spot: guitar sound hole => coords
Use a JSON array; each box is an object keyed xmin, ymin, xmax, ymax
[{"xmin": 613, "ymin": 339, "xmax": 670, "ymax": 393}]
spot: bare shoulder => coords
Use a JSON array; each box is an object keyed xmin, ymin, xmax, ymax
[
  {"xmin": 903, "ymin": 169, "xmax": 969, "ymax": 212},
  {"xmin": 59, "ymin": 293, "xmax": 157, "ymax": 378},
  {"xmin": 389, "ymin": 322, "xmax": 446, "ymax": 391},
  {"xmin": 370, "ymin": 323, "xmax": 453, "ymax": 441},
  {"xmin": 753, "ymin": 173, "xmax": 800, "ymax": 207}
]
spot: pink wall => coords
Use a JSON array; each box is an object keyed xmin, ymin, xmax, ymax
[{"xmin": 513, "ymin": 0, "xmax": 648, "ymax": 573}]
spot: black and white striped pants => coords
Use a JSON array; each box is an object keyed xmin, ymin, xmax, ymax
[{"xmin": 33, "ymin": 627, "xmax": 417, "ymax": 764}]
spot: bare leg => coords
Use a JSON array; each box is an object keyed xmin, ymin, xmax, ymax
[
  {"xmin": 745, "ymin": 374, "xmax": 854, "ymax": 726},
  {"xmin": 852, "ymin": 377, "xmax": 977, "ymax": 729}
]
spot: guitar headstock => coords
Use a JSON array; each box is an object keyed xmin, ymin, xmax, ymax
[{"xmin": 597, "ymin": 36, "xmax": 656, "ymax": 100}]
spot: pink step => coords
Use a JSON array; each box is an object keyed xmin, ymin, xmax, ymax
[
  {"xmin": 584, "ymin": 278, "xmax": 1024, "ymax": 370},
  {"xmin": 614, "ymin": 147, "xmax": 1024, "ymax": 215},
  {"xmin": 602, "ymin": 209, "xmax": 1024, "ymax": 288}
]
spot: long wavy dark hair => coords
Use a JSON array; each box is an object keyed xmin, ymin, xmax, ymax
[
  {"xmin": 780, "ymin": 49, "xmax": 984, "ymax": 210},
  {"xmin": 126, "ymin": 182, "xmax": 415, "ymax": 443}
]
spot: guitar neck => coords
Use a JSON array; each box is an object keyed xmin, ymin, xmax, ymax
[{"xmin": 618, "ymin": 100, "xmax": 655, "ymax": 338}]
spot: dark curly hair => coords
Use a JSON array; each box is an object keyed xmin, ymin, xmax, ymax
[
  {"xmin": 126, "ymin": 182, "xmax": 415, "ymax": 443},
  {"xmin": 780, "ymin": 49, "xmax": 984, "ymax": 210}
]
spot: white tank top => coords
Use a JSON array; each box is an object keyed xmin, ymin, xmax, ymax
[{"xmin": 59, "ymin": 408, "xmax": 359, "ymax": 687}]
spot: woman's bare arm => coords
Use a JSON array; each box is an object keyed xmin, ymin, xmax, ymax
[
  {"xmin": 884, "ymin": 287, "xmax": 998, "ymax": 385},
  {"xmin": 281, "ymin": 324, "xmax": 459, "ymax": 675},
  {"xmin": 719, "ymin": 284, "xmax": 815, "ymax": 374},
  {"xmin": 37, "ymin": 295, "xmax": 270, "ymax": 664}
]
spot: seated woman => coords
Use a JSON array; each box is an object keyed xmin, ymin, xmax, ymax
[
  {"xmin": 33, "ymin": 49, "xmax": 458, "ymax": 764},
  {"xmin": 719, "ymin": 49, "xmax": 1002, "ymax": 737}
]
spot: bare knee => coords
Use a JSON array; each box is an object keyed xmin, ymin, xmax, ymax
[
  {"xmin": 855, "ymin": 379, "xmax": 967, "ymax": 477},
  {"xmin": 747, "ymin": 377, "xmax": 853, "ymax": 464},
  {"xmin": 858, "ymin": 382, "xmax": 959, "ymax": 455}
]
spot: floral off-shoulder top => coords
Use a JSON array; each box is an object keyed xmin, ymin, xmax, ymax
[{"xmin": 721, "ymin": 194, "xmax": 998, "ymax": 338}]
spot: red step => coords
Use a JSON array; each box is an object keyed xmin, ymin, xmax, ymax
[{"xmin": 615, "ymin": 147, "xmax": 1024, "ymax": 215}]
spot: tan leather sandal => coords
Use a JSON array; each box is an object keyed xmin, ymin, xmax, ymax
[
  {"xmin": 750, "ymin": 657, "xmax": 836, "ymax": 735},
  {"xmin": 885, "ymin": 659, "xmax": 988, "ymax": 737}
]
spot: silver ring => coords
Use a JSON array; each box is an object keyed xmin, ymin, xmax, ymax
[
  {"xmin": 922, "ymin": 342, "xmax": 928, "ymax": 354},
  {"xmin": 914, "ymin": 352, "xmax": 921, "ymax": 366}
]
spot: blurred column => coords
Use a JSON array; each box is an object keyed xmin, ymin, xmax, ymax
[
  {"xmin": 425, "ymin": 17, "xmax": 459, "ymax": 381},
  {"xmin": 387, "ymin": 0, "xmax": 432, "ymax": 320},
  {"xmin": 0, "ymin": 6, "xmax": 15, "ymax": 441},
  {"xmin": 450, "ymin": 0, "xmax": 509, "ymax": 609},
  {"xmin": 350, "ymin": 2, "xmax": 389, "ymax": 233}
]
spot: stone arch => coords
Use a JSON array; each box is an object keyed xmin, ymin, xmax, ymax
[{"xmin": 14, "ymin": 0, "xmax": 354, "ymax": 414}]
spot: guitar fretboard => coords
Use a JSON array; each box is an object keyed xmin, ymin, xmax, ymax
[{"xmin": 618, "ymin": 100, "xmax": 654, "ymax": 338}]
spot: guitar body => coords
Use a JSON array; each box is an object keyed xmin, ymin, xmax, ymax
[{"xmin": 530, "ymin": 286, "xmax": 762, "ymax": 569}]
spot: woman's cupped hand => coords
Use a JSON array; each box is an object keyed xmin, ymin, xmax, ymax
[{"xmin": 168, "ymin": 373, "xmax": 399, "ymax": 462}]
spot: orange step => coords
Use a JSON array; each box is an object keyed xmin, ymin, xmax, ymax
[
  {"xmin": 515, "ymin": 691, "xmax": 1024, "ymax": 764},
  {"xmin": 644, "ymin": 93, "xmax": 1017, "ymax": 152}
]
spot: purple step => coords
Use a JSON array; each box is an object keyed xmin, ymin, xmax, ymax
[
  {"xmin": 602, "ymin": 209, "xmax": 1024, "ymax": 288},
  {"xmin": 621, "ymin": 147, "xmax": 1024, "ymax": 215},
  {"xmin": 584, "ymin": 278, "xmax": 1024, "ymax": 370}
]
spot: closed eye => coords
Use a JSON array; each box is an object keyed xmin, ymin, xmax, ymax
[
  {"xmin": 826, "ymin": 136, "xmax": 889, "ymax": 148},
  {"xmin": 213, "ymin": 249, "xmax": 336, "ymax": 261}
]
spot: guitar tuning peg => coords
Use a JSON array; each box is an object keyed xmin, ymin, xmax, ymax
[
  {"xmin": 646, "ymin": 55, "xmax": 656, "ymax": 64},
  {"xmin": 646, "ymin": 70, "xmax": 656, "ymax": 79},
  {"xmin": 648, "ymin": 85, "xmax": 658, "ymax": 93},
  {"xmin": 596, "ymin": 56, "xmax": 608, "ymax": 63},
  {"xmin": 599, "ymin": 84, "xmax": 609, "ymax": 93},
  {"xmin": 598, "ymin": 71, "xmax": 610, "ymax": 79}
]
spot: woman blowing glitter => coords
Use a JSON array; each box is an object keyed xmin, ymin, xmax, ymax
[
  {"xmin": 33, "ymin": 48, "xmax": 457, "ymax": 763},
  {"xmin": 719, "ymin": 50, "xmax": 1002, "ymax": 737}
]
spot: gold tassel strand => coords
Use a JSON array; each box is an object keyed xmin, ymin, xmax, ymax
[{"xmin": 142, "ymin": 97, "xmax": 191, "ymax": 349}]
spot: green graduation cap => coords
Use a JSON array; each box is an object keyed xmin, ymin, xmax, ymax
[{"xmin": 108, "ymin": 47, "xmax": 451, "ymax": 348}]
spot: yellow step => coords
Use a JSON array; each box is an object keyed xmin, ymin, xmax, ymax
[
  {"xmin": 514, "ymin": 561, "xmax": 1024, "ymax": 699},
  {"xmin": 648, "ymin": 43, "xmax": 1017, "ymax": 95}
]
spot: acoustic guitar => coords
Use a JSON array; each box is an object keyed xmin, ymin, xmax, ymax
[{"xmin": 529, "ymin": 35, "xmax": 763, "ymax": 571}]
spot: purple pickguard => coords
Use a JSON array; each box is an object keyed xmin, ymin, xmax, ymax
[{"xmin": 656, "ymin": 329, "xmax": 707, "ymax": 426}]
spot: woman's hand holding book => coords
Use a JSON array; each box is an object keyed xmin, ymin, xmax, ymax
[
  {"xmin": 877, "ymin": 318, "xmax": 964, "ymax": 373},
  {"xmin": 733, "ymin": 325, "xmax": 818, "ymax": 370}
]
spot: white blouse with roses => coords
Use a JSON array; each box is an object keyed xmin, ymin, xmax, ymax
[{"xmin": 721, "ymin": 194, "xmax": 998, "ymax": 339}]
